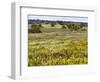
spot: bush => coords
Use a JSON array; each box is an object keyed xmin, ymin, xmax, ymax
[
  {"xmin": 67, "ymin": 24, "xmax": 73, "ymax": 31},
  {"xmin": 51, "ymin": 23, "xmax": 55, "ymax": 27},
  {"xmin": 28, "ymin": 24, "xmax": 42, "ymax": 33},
  {"xmin": 73, "ymin": 24, "xmax": 80, "ymax": 31},
  {"xmin": 62, "ymin": 25, "xmax": 66, "ymax": 29},
  {"xmin": 39, "ymin": 24, "xmax": 42, "ymax": 27},
  {"xmin": 67, "ymin": 24, "xmax": 81, "ymax": 31}
]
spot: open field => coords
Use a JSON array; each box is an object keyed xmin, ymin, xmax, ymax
[{"xmin": 28, "ymin": 28, "xmax": 88, "ymax": 66}]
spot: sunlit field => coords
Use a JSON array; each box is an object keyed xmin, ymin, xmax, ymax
[{"xmin": 28, "ymin": 22, "xmax": 88, "ymax": 66}]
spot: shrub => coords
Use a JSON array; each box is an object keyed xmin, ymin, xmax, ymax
[
  {"xmin": 67, "ymin": 24, "xmax": 81, "ymax": 31},
  {"xmin": 62, "ymin": 25, "xmax": 66, "ymax": 29},
  {"xmin": 39, "ymin": 24, "xmax": 42, "ymax": 27},
  {"xmin": 73, "ymin": 24, "xmax": 80, "ymax": 31},
  {"xmin": 51, "ymin": 23, "xmax": 55, "ymax": 27},
  {"xmin": 28, "ymin": 24, "xmax": 42, "ymax": 33},
  {"xmin": 81, "ymin": 28, "xmax": 87, "ymax": 31}
]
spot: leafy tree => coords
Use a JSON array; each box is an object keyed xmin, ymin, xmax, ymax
[
  {"xmin": 73, "ymin": 24, "xmax": 80, "ymax": 31},
  {"xmin": 28, "ymin": 24, "xmax": 42, "ymax": 33},
  {"xmin": 39, "ymin": 24, "xmax": 42, "ymax": 27},
  {"xmin": 51, "ymin": 23, "xmax": 55, "ymax": 27},
  {"xmin": 62, "ymin": 25, "xmax": 66, "ymax": 29},
  {"xmin": 67, "ymin": 24, "xmax": 81, "ymax": 31}
]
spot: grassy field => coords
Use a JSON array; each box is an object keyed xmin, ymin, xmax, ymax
[{"xmin": 28, "ymin": 27, "xmax": 88, "ymax": 66}]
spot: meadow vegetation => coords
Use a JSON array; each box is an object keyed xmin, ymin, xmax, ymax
[{"xmin": 28, "ymin": 20, "xmax": 88, "ymax": 66}]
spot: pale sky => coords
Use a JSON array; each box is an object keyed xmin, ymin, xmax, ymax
[{"xmin": 28, "ymin": 15, "xmax": 88, "ymax": 22}]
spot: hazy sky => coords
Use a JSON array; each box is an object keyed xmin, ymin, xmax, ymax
[{"xmin": 28, "ymin": 15, "xmax": 88, "ymax": 22}]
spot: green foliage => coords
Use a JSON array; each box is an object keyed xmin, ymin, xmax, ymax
[
  {"xmin": 57, "ymin": 21, "xmax": 64, "ymax": 25},
  {"xmin": 51, "ymin": 23, "xmax": 55, "ymax": 27},
  {"xmin": 28, "ymin": 24, "xmax": 42, "ymax": 33},
  {"xmin": 81, "ymin": 28, "xmax": 87, "ymax": 31},
  {"xmin": 62, "ymin": 25, "xmax": 66, "ymax": 29},
  {"xmin": 67, "ymin": 24, "xmax": 81, "ymax": 31},
  {"xmin": 39, "ymin": 24, "xmax": 42, "ymax": 27}
]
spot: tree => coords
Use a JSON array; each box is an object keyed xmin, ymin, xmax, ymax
[
  {"xmin": 28, "ymin": 24, "xmax": 42, "ymax": 33},
  {"xmin": 67, "ymin": 24, "xmax": 81, "ymax": 31},
  {"xmin": 51, "ymin": 23, "xmax": 55, "ymax": 27},
  {"xmin": 62, "ymin": 25, "xmax": 66, "ymax": 29},
  {"xmin": 39, "ymin": 24, "xmax": 42, "ymax": 27},
  {"xmin": 73, "ymin": 24, "xmax": 80, "ymax": 31}
]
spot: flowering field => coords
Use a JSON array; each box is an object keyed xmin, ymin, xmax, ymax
[{"xmin": 28, "ymin": 30, "xmax": 88, "ymax": 66}]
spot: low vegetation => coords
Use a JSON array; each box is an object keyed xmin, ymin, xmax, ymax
[{"xmin": 28, "ymin": 20, "xmax": 88, "ymax": 66}]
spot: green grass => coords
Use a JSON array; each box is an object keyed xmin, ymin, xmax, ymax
[{"xmin": 28, "ymin": 31, "xmax": 88, "ymax": 66}]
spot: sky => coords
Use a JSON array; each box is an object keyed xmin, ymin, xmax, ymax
[{"xmin": 28, "ymin": 15, "xmax": 88, "ymax": 22}]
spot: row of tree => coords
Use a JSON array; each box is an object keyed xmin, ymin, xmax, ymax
[
  {"xmin": 28, "ymin": 23, "xmax": 87, "ymax": 33},
  {"xmin": 28, "ymin": 19, "xmax": 88, "ymax": 27}
]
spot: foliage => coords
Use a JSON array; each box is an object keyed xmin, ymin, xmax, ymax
[
  {"xmin": 38, "ymin": 24, "xmax": 42, "ymax": 27},
  {"xmin": 67, "ymin": 24, "xmax": 81, "ymax": 31},
  {"xmin": 28, "ymin": 24, "xmax": 42, "ymax": 33},
  {"xmin": 62, "ymin": 25, "xmax": 67, "ymax": 29},
  {"xmin": 51, "ymin": 23, "xmax": 55, "ymax": 27}
]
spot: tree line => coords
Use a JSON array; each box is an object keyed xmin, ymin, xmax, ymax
[{"xmin": 28, "ymin": 20, "xmax": 87, "ymax": 33}]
